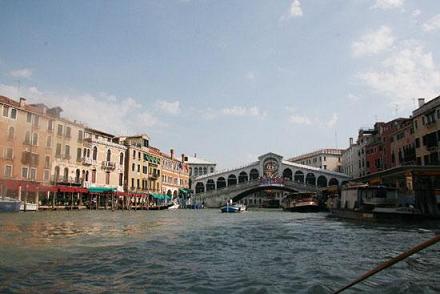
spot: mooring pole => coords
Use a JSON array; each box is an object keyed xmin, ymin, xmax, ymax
[{"xmin": 334, "ymin": 234, "xmax": 440, "ymax": 293}]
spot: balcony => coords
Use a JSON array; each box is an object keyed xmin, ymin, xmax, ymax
[
  {"xmin": 149, "ymin": 172, "xmax": 160, "ymax": 180},
  {"xmin": 102, "ymin": 161, "xmax": 116, "ymax": 170},
  {"xmin": 82, "ymin": 157, "xmax": 93, "ymax": 165}
]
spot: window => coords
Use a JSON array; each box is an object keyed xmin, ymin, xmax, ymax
[
  {"xmin": 45, "ymin": 156, "xmax": 50, "ymax": 169},
  {"xmin": 133, "ymin": 150, "xmax": 136, "ymax": 159},
  {"xmin": 138, "ymin": 152, "xmax": 141, "ymax": 160},
  {"xmin": 211, "ymin": 167, "xmax": 214, "ymax": 173},
  {"xmin": 56, "ymin": 143, "xmax": 62, "ymax": 158},
  {"xmin": 30, "ymin": 168, "xmax": 36, "ymax": 180},
  {"xmin": 22, "ymin": 167, "xmax": 29, "ymax": 179},
  {"xmin": 106, "ymin": 172, "xmax": 110, "ymax": 185},
  {"xmin": 65, "ymin": 126, "xmax": 71, "ymax": 138},
  {"xmin": 119, "ymin": 173, "xmax": 123, "ymax": 186},
  {"xmin": 137, "ymin": 164, "xmax": 140, "ymax": 172},
  {"xmin": 8, "ymin": 126, "xmax": 14, "ymax": 140},
  {"xmin": 137, "ymin": 179, "xmax": 140, "ymax": 188},
  {"xmin": 132, "ymin": 163, "xmax": 135, "ymax": 171},
  {"xmin": 46, "ymin": 136, "xmax": 52, "ymax": 148},
  {"xmin": 44, "ymin": 170, "xmax": 50, "ymax": 181},
  {"xmin": 4, "ymin": 165, "xmax": 12, "ymax": 177},
  {"xmin": 57, "ymin": 124, "xmax": 63, "ymax": 136},
  {"xmin": 10, "ymin": 108, "xmax": 17, "ymax": 119},
  {"xmin": 27, "ymin": 112, "xmax": 32, "ymax": 123},
  {"xmin": 78, "ymin": 130, "xmax": 83, "ymax": 142},
  {"xmin": 106, "ymin": 149, "xmax": 111, "ymax": 162},
  {"xmin": 24, "ymin": 131, "xmax": 31, "ymax": 145},
  {"xmin": 32, "ymin": 133, "xmax": 38, "ymax": 145},
  {"xmin": 143, "ymin": 166, "xmax": 148, "ymax": 174},
  {"xmin": 92, "ymin": 146, "xmax": 98, "ymax": 160},
  {"xmin": 3, "ymin": 105, "xmax": 9, "ymax": 117},
  {"xmin": 92, "ymin": 170, "xmax": 96, "ymax": 183},
  {"xmin": 4, "ymin": 148, "xmax": 13, "ymax": 160},
  {"xmin": 415, "ymin": 138, "xmax": 420, "ymax": 148},
  {"xmin": 33, "ymin": 115, "xmax": 39, "ymax": 127},
  {"xmin": 63, "ymin": 168, "xmax": 69, "ymax": 181},
  {"xmin": 48, "ymin": 120, "xmax": 53, "ymax": 131},
  {"xmin": 131, "ymin": 178, "xmax": 134, "ymax": 188},
  {"xmin": 77, "ymin": 148, "xmax": 82, "ymax": 161},
  {"xmin": 119, "ymin": 153, "xmax": 124, "ymax": 165},
  {"xmin": 65, "ymin": 145, "xmax": 70, "ymax": 159}
]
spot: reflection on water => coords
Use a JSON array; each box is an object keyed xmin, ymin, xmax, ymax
[{"xmin": 0, "ymin": 210, "xmax": 439, "ymax": 293}]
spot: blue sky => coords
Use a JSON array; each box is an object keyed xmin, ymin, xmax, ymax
[{"xmin": 1, "ymin": 0, "xmax": 440, "ymax": 169}]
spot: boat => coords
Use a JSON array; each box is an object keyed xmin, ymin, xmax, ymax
[
  {"xmin": 20, "ymin": 202, "xmax": 38, "ymax": 211},
  {"xmin": 328, "ymin": 184, "xmax": 424, "ymax": 221},
  {"xmin": 221, "ymin": 201, "xmax": 246, "ymax": 213},
  {"xmin": 281, "ymin": 192, "xmax": 320, "ymax": 212},
  {"xmin": 168, "ymin": 201, "xmax": 180, "ymax": 210},
  {"xmin": 0, "ymin": 196, "xmax": 21, "ymax": 212}
]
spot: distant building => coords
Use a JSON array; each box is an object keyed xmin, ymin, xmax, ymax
[
  {"xmin": 160, "ymin": 149, "xmax": 189, "ymax": 197},
  {"xmin": 288, "ymin": 149, "xmax": 343, "ymax": 172},
  {"xmin": 184, "ymin": 154, "xmax": 216, "ymax": 189},
  {"xmin": 412, "ymin": 96, "xmax": 440, "ymax": 165}
]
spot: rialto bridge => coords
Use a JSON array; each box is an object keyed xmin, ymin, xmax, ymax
[{"xmin": 193, "ymin": 153, "xmax": 351, "ymax": 208}]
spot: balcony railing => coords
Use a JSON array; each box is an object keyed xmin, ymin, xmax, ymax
[{"xmin": 102, "ymin": 161, "xmax": 116, "ymax": 170}]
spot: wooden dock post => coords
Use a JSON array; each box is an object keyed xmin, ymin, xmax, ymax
[
  {"xmin": 111, "ymin": 194, "xmax": 114, "ymax": 211},
  {"xmin": 52, "ymin": 191, "xmax": 56, "ymax": 210},
  {"xmin": 105, "ymin": 195, "xmax": 108, "ymax": 210},
  {"xmin": 96, "ymin": 195, "xmax": 99, "ymax": 210},
  {"xmin": 70, "ymin": 193, "xmax": 74, "ymax": 210},
  {"xmin": 35, "ymin": 191, "xmax": 39, "ymax": 211}
]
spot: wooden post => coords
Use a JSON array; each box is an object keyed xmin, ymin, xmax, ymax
[
  {"xmin": 96, "ymin": 195, "xmax": 99, "ymax": 210},
  {"xmin": 35, "ymin": 191, "xmax": 39, "ymax": 211},
  {"xmin": 18, "ymin": 186, "xmax": 22, "ymax": 201},
  {"xmin": 105, "ymin": 195, "xmax": 108, "ymax": 210},
  {"xmin": 70, "ymin": 193, "xmax": 74, "ymax": 210},
  {"xmin": 52, "ymin": 192, "xmax": 56, "ymax": 210},
  {"xmin": 24, "ymin": 188, "xmax": 28, "ymax": 212},
  {"xmin": 111, "ymin": 194, "xmax": 114, "ymax": 211}
]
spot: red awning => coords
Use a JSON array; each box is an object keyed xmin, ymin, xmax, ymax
[{"xmin": 57, "ymin": 186, "xmax": 88, "ymax": 193}]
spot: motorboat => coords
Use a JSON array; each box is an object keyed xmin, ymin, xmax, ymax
[
  {"xmin": 20, "ymin": 202, "xmax": 38, "ymax": 211},
  {"xmin": 168, "ymin": 201, "xmax": 180, "ymax": 210},
  {"xmin": 221, "ymin": 202, "xmax": 246, "ymax": 213},
  {"xmin": 0, "ymin": 196, "xmax": 21, "ymax": 212},
  {"xmin": 281, "ymin": 192, "xmax": 320, "ymax": 212}
]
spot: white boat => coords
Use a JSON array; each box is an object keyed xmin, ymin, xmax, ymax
[
  {"xmin": 0, "ymin": 197, "xmax": 21, "ymax": 212},
  {"xmin": 168, "ymin": 201, "xmax": 180, "ymax": 210},
  {"xmin": 20, "ymin": 202, "xmax": 38, "ymax": 211},
  {"xmin": 221, "ymin": 202, "xmax": 246, "ymax": 213}
]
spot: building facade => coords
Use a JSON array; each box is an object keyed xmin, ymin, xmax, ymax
[
  {"xmin": 184, "ymin": 155, "xmax": 216, "ymax": 189},
  {"xmin": 288, "ymin": 149, "xmax": 343, "ymax": 172},
  {"xmin": 82, "ymin": 128, "xmax": 126, "ymax": 191},
  {"xmin": 412, "ymin": 97, "xmax": 440, "ymax": 165},
  {"xmin": 160, "ymin": 149, "xmax": 190, "ymax": 197}
]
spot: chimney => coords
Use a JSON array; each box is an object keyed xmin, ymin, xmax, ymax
[
  {"xmin": 418, "ymin": 98, "xmax": 425, "ymax": 108},
  {"xmin": 170, "ymin": 148, "xmax": 174, "ymax": 159},
  {"xmin": 349, "ymin": 137, "xmax": 353, "ymax": 146},
  {"xmin": 194, "ymin": 153, "xmax": 197, "ymax": 158},
  {"xmin": 19, "ymin": 97, "xmax": 26, "ymax": 107},
  {"xmin": 181, "ymin": 153, "xmax": 185, "ymax": 162}
]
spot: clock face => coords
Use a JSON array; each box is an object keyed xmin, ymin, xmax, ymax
[{"xmin": 263, "ymin": 158, "xmax": 279, "ymax": 178}]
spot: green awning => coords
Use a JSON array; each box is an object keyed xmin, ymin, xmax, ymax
[
  {"xmin": 151, "ymin": 193, "xmax": 171, "ymax": 200},
  {"xmin": 88, "ymin": 187, "xmax": 116, "ymax": 193},
  {"xmin": 144, "ymin": 154, "xmax": 160, "ymax": 165},
  {"xmin": 179, "ymin": 188, "xmax": 192, "ymax": 195}
]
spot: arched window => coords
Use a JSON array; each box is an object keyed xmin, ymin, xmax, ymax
[
  {"xmin": 24, "ymin": 131, "xmax": 31, "ymax": 144},
  {"xmin": 238, "ymin": 171, "xmax": 248, "ymax": 183},
  {"xmin": 217, "ymin": 177, "xmax": 226, "ymax": 189},
  {"xmin": 119, "ymin": 152, "xmax": 124, "ymax": 165},
  {"xmin": 195, "ymin": 182, "xmax": 205, "ymax": 194},
  {"xmin": 227, "ymin": 174, "xmax": 237, "ymax": 186},
  {"xmin": 294, "ymin": 171, "xmax": 304, "ymax": 183},
  {"xmin": 317, "ymin": 176, "xmax": 327, "ymax": 187},
  {"xmin": 206, "ymin": 179, "xmax": 215, "ymax": 191},
  {"xmin": 63, "ymin": 167, "xmax": 69, "ymax": 182},
  {"xmin": 249, "ymin": 169, "xmax": 259, "ymax": 180},
  {"xmin": 75, "ymin": 169, "xmax": 81, "ymax": 183},
  {"xmin": 282, "ymin": 168, "xmax": 293, "ymax": 180},
  {"xmin": 92, "ymin": 146, "xmax": 98, "ymax": 160},
  {"xmin": 54, "ymin": 166, "xmax": 60, "ymax": 182},
  {"xmin": 194, "ymin": 167, "xmax": 199, "ymax": 176},
  {"xmin": 203, "ymin": 167, "xmax": 207, "ymax": 174},
  {"xmin": 306, "ymin": 173, "xmax": 316, "ymax": 186},
  {"xmin": 106, "ymin": 149, "xmax": 111, "ymax": 162},
  {"xmin": 8, "ymin": 126, "xmax": 14, "ymax": 140},
  {"xmin": 32, "ymin": 133, "xmax": 38, "ymax": 145}
]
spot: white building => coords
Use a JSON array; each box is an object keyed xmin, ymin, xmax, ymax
[
  {"xmin": 288, "ymin": 149, "xmax": 343, "ymax": 172},
  {"xmin": 184, "ymin": 154, "xmax": 216, "ymax": 189}
]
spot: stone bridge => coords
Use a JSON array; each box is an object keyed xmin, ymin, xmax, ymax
[{"xmin": 193, "ymin": 153, "xmax": 351, "ymax": 208}]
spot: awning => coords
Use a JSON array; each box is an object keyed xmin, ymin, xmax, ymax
[
  {"xmin": 144, "ymin": 154, "xmax": 160, "ymax": 164},
  {"xmin": 179, "ymin": 188, "xmax": 192, "ymax": 195},
  {"xmin": 151, "ymin": 193, "xmax": 171, "ymax": 200},
  {"xmin": 88, "ymin": 187, "xmax": 116, "ymax": 193},
  {"xmin": 58, "ymin": 186, "xmax": 88, "ymax": 193}
]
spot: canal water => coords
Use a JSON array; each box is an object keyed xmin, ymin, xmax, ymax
[{"xmin": 0, "ymin": 209, "xmax": 439, "ymax": 293}]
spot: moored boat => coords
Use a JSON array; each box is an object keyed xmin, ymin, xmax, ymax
[
  {"xmin": 221, "ymin": 201, "xmax": 246, "ymax": 213},
  {"xmin": 20, "ymin": 202, "xmax": 38, "ymax": 211},
  {"xmin": 0, "ymin": 197, "xmax": 21, "ymax": 212},
  {"xmin": 281, "ymin": 192, "xmax": 320, "ymax": 212}
]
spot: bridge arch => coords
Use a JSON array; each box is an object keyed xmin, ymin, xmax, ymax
[
  {"xmin": 294, "ymin": 170, "xmax": 304, "ymax": 183},
  {"xmin": 249, "ymin": 169, "xmax": 259, "ymax": 180},
  {"xmin": 217, "ymin": 177, "xmax": 226, "ymax": 189},
  {"xmin": 282, "ymin": 168, "xmax": 293, "ymax": 180},
  {"xmin": 238, "ymin": 171, "xmax": 248, "ymax": 183},
  {"xmin": 329, "ymin": 178, "xmax": 339, "ymax": 186},
  {"xmin": 206, "ymin": 179, "xmax": 215, "ymax": 191},
  {"xmin": 305, "ymin": 173, "xmax": 316, "ymax": 186},
  {"xmin": 231, "ymin": 185, "xmax": 298, "ymax": 203},
  {"xmin": 317, "ymin": 175, "xmax": 327, "ymax": 188},
  {"xmin": 228, "ymin": 174, "xmax": 237, "ymax": 186},
  {"xmin": 195, "ymin": 182, "xmax": 205, "ymax": 194}
]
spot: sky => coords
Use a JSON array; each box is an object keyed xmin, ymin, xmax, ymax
[{"xmin": 1, "ymin": 0, "xmax": 440, "ymax": 169}]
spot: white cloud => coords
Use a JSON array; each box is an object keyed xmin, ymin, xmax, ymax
[
  {"xmin": 245, "ymin": 71, "xmax": 255, "ymax": 81},
  {"xmin": 286, "ymin": 107, "xmax": 338, "ymax": 128},
  {"xmin": 423, "ymin": 14, "xmax": 440, "ymax": 32},
  {"xmin": 372, "ymin": 0, "xmax": 404, "ymax": 10},
  {"xmin": 9, "ymin": 68, "xmax": 33, "ymax": 79},
  {"xmin": 288, "ymin": 114, "xmax": 312, "ymax": 125},
  {"xmin": 327, "ymin": 113, "xmax": 338, "ymax": 128},
  {"xmin": 0, "ymin": 84, "xmax": 160, "ymax": 135},
  {"xmin": 222, "ymin": 106, "xmax": 262, "ymax": 117},
  {"xmin": 290, "ymin": 0, "xmax": 303, "ymax": 17},
  {"xmin": 155, "ymin": 100, "xmax": 181, "ymax": 114},
  {"xmin": 358, "ymin": 41, "xmax": 440, "ymax": 110},
  {"xmin": 411, "ymin": 9, "xmax": 421, "ymax": 18},
  {"xmin": 352, "ymin": 26, "xmax": 394, "ymax": 57},
  {"xmin": 347, "ymin": 93, "xmax": 361, "ymax": 102}
]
